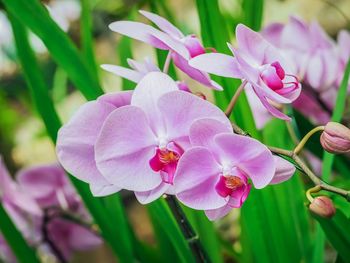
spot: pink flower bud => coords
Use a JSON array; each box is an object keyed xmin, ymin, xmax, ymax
[
  {"xmin": 320, "ymin": 122, "xmax": 350, "ymax": 154},
  {"xmin": 309, "ymin": 196, "xmax": 336, "ymax": 218}
]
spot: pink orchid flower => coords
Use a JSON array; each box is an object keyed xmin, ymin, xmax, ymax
[
  {"xmin": 46, "ymin": 218, "xmax": 101, "ymax": 261},
  {"xmin": 94, "ymin": 72, "xmax": 231, "ymax": 204},
  {"xmin": 190, "ymin": 24, "xmax": 301, "ymax": 121},
  {"xmin": 101, "ymin": 57, "xmax": 161, "ymax": 84},
  {"xmin": 101, "ymin": 57, "xmax": 191, "ymax": 92},
  {"xmin": 173, "ymin": 118, "xmax": 276, "ymax": 220},
  {"xmin": 57, "ymin": 91, "xmax": 132, "ymax": 196},
  {"xmin": 17, "ymin": 164, "xmax": 85, "ymax": 215},
  {"xmin": 338, "ymin": 30, "xmax": 350, "ymax": 69},
  {"xmin": 17, "ymin": 164, "xmax": 101, "ymax": 260},
  {"xmin": 0, "ymin": 235, "xmax": 16, "ymax": 263},
  {"xmin": 109, "ymin": 10, "xmax": 222, "ymax": 90},
  {"xmin": 263, "ymin": 16, "xmax": 338, "ymax": 91},
  {"xmin": 0, "ymin": 157, "xmax": 42, "ymax": 236}
]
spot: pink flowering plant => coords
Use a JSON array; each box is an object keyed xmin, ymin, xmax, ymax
[{"xmin": 1, "ymin": 1, "xmax": 350, "ymax": 263}]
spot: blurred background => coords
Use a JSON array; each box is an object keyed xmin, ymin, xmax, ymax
[{"xmin": 0, "ymin": 0, "xmax": 350, "ymax": 262}]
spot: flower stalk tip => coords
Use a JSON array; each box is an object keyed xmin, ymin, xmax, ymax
[
  {"xmin": 320, "ymin": 122, "xmax": 350, "ymax": 154},
  {"xmin": 309, "ymin": 196, "xmax": 336, "ymax": 219}
]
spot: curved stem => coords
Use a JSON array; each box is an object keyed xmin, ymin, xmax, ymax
[
  {"xmin": 225, "ymin": 80, "xmax": 247, "ymax": 117},
  {"xmin": 164, "ymin": 195, "xmax": 209, "ymax": 263},
  {"xmin": 306, "ymin": 185, "xmax": 322, "ymax": 203},
  {"xmin": 162, "ymin": 51, "xmax": 172, "ymax": 74},
  {"xmin": 231, "ymin": 122, "xmax": 350, "ymax": 202},
  {"xmin": 293, "ymin": 126, "xmax": 325, "ymax": 154}
]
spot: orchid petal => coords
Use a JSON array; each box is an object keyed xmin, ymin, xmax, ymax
[
  {"xmin": 269, "ymin": 156, "xmax": 296, "ymax": 184},
  {"xmin": 214, "ymin": 133, "xmax": 275, "ymax": 188},
  {"xmin": 205, "ymin": 204, "xmax": 233, "ymax": 221},
  {"xmin": 189, "ymin": 53, "xmax": 242, "ymax": 78},
  {"xmin": 189, "ymin": 118, "xmax": 233, "ymax": 149},
  {"xmin": 253, "ymin": 87, "xmax": 291, "ymax": 121},
  {"xmin": 97, "ymin": 90, "xmax": 132, "ymax": 107},
  {"xmin": 281, "ymin": 16, "xmax": 310, "ymax": 51},
  {"xmin": 109, "ymin": 21, "xmax": 189, "ymax": 59},
  {"xmin": 236, "ymin": 23, "xmax": 269, "ymax": 64},
  {"xmin": 172, "ymin": 53, "xmax": 222, "ymax": 90},
  {"xmin": 131, "ymin": 72, "xmax": 178, "ymax": 134},
  {"xmin": 139, "ymin": 10, "xmax": 184, "ymax": 39},
  {"xmin": 89, "ymin": 183, "xmax": 121, "ymax": 197},
  {"xmin": 95, "ymin": 106, "xmax": 160, "ymax": 191},
  {"xmin": 158, "ymin": 90, "xmax": 231, "ymax": 143},
  {"xmin": 135, "ymin": 182, "xmax": 170, "ymax": 204},
  {"xmin": 56, "ymin": 100, "xmax": 117, "ymax": 187},
  {"xmin": 244, "ymin": 85, "xmax": 273, "ymax": 129},
  {"xmin": 174, "ymin": 147, "xmax": 226, "ymax": 210},
  {"xmin": 101, "ymin": 64, "xmax": 143, "ymax": 83}
]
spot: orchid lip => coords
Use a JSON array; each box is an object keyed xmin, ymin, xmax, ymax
[
  {"xmin": 149, "ymin": 143, "xmax": 184, "ymax": 185},
  {"xmin": 260, "ymin": 61, "xmax": 299, "ymax": 94}
]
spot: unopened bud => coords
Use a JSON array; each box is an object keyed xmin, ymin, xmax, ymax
[
  {"xmin": 320, "ymin": 122, "xmax": 350, "ymax": 154},
  {"xmin": 309, "ymin": 196, "xmax": 336, "ymax": 218}
]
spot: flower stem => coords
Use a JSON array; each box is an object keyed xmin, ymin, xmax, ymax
[
  {"xmin": 225, "ymin": 80, "xmax": 247, "ymax": 117},
  {"xmin": 293, "ymin": 126, "xmax": 325, "ymax": 154},
  {"xmin": 306, "ymin": 185, "xmax": 322, "ymax": 203},
  {"xmin": 163, "ymin": 51, "xmax": 172, "ymax": 74},
  {"xmin": 231, "ymin": 122, "xmax": 350, "ymax": 202},
  {"xmin": 164, "ymin": 195, "xmax": 210, "ymax": 263}
]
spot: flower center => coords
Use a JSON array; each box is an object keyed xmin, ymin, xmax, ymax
[
  {"xmin": 215, "ymin": 175, "xmax": 245, "ymax": 198},
  {"xmin": 260, "ymin": 61, "xmax": 299, "ymax": 94},
  {"xmin": 149, "ymin": 143, "xmax": 183, "ymax": 185}
]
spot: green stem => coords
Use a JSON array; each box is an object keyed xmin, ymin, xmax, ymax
[
  {"xmin": 293, "ymin": 126, "xmax": 325, "ymax": 155},
  {"xmin": 225, "ymin": 80, "xmax": 247, "ymax": 117},
  {"xmin": 231, "ymin": 122, "xmax": 350, "ymax": 201}
]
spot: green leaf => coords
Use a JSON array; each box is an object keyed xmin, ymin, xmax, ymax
[
  {"xmin": 182, "ymin": 207, "xmax": 223, "ymax": 263},
  {"xmin": 195, "ymin": 0, "xmax": 258, "ymax": 136},
  {"xmin": 242, "ymin": 0, "xmax": 264, "ymax": 31},
  {"xmin": 241, "ymin": 120, "xmax": 312, "ymax": 263},
  {"xmin": 322, "ymin": 58, "xmax": 350, "ymax": 182},
  {"xmin": 3, "ymin": 0, "xmax": 104, "ymax": 101},
  {"xmin": 8, "ymin": 11, "xmax": 61, "ymax": 142},
  {"xmin": 315, "ymin": 57, "xmax": 350, "ymax": 263},
  {"xmin": 0, "ymin": 203, "xmax": 40, "ymax": 263},
  {"xmin": 313, "ymin": 210, "xmax": 350, "ymax": 263},
  {"xmin": 80, "ymin": 0, "xmax": 100, "ymax": 82},
  {"xmin": 52, "ymin": 67, "xmax": 68, "ymax": 103},
  {"xmin": 8, "ymin": 13, "xmax": 135, "ymax": 262},
  {"xmin": 147, "ymin": 199, "xmax": 195, "ymax": 263}
]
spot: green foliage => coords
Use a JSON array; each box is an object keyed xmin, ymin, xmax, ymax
[
  {"xmin": 148, "ymin": 199, "xmax": 195, "ymax": 263},
  {"xmin": 8, "ymin": 10, "xmax": 136, "ymax": 263},
  {"xmin": 313, "ymin": 210, "xmax": 350, "ymax": 263},
  {"xmin": 0, "ymin": 203, "xmax": 40, "ymax": 263},
  {"xmin": 2, "ymin": 0, "xmax": 104, "ymax": 100}
]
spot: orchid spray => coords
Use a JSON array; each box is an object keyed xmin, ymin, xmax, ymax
[{"xmin": 54, "ymin": 9, "xmax": 350, "ymax": 263}]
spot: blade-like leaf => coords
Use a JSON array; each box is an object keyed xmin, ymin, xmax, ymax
[
  {"xmin": 80, "ymin": 0, "xmax": 100, "ymax": 82},
  {"xmin": 3, "ymin": 0, "xmax": 104, "ymax": 100},
  {"xmin": 147, "ymin": 199, "xmax": 195, "ymax": 263},
  {"xmin": 0, "ymin": 203, "xmax": 40, "ymax": 263},
  {"xmin": 313, "ymin": 210, "xmax": 350, "ymax": 263},
  {"xmin": 242, "ymin": 0, "xmax": 264, "ymax": 31},
  {"xmin": 322, "ymin": 58, "xmax": 350, "ymax": 182},
  {"xmin": 315, "ymin": 57, "xmax": 350, "ymax": 263},
  {"xmin": 195, "ymin": 0, "xmax": 258, "ymax": 135},
  {"xmin": 8, "ymin": 13, "xmax": 135, "ymax": 262}
]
